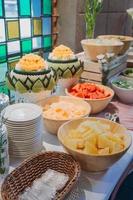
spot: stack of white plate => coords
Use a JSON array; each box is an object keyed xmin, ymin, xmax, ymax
[{"xmin": 4, "ymin": 103, "xmax": 43, "ymax": 158}]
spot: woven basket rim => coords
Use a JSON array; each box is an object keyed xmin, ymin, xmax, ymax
[{"xmin": 1, "ymin": 151, "xmax": 81, "ymax": 200}]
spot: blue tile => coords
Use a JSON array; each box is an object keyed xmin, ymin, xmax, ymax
[
  {"xmin": 43, "ymin": 17, "xmax": 51, "ymax": 35},
  {"xmin": 31, "ymin": 0, "xmax": 41, "ymax": 17}
]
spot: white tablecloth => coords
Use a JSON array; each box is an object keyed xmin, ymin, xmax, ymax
[
  {"xmin": 2, "ymin": 129, "xmax": 133, "ymax": 200},
  {"xmin": 42, "ymin": 129, "xmax": 133, "ymax": 200}
]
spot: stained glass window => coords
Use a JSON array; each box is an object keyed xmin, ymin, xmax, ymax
[
  {"xmin": 19, "ymin": 0, "xmax": 31, "ymax": 16},
  {"xmin": 33, "ymin": 18, "xmax": 42, "ymax": 36},
  {"xmin": 33, "ymin": 37, "xmax": 42, "ymax": 49},
  {"xmin": 0, "ymin": 0, "xmax": 3, "ymax": 17},
  {"xmin": 0, "ymin": 0, "xmax": 58, "ymax": 96},
  {"xmin": 7, "ymin": 20, "xmax": 19, "ymax": 40},
  {"xmin": 0, "ymin": 45, "xmax": 6, "ymax": 62},
  {"xmin": 31, "ymin": 0, "xmax": 41, "ymax": 17},
  {"xmin": 21, "ymin": 39, "xmax": 32, "ymax": 54},
  {"xmin": 20, "ymin": 18, "xmax": 31, "ymax": 38},
  {"xmin": 43, "ymin": 0, "xmax": 52, "ymax": 15},
  {"xmin": 44, "ymin": 36, "xmax": 52, "ymax": 49},
  {"xmin": 43, "ymin": 17, "xmax": 51, "ymax": 35},
  {"xmin": 0, "ymin": 19, "xmax": 6, "ymax": 42}
]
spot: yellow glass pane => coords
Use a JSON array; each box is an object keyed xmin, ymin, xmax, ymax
[
  {"xmin": 33, "ymin": 19, "xmax": 42, "ymax": 35},
  {"xmin": 7, "ymin": 20, "xmax": 19, "ymax": 40}
]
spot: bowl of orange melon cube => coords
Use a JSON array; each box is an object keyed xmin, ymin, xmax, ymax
[{"xmin": 58, "ymin": 117, "xmax": 131, "ymax": 172}]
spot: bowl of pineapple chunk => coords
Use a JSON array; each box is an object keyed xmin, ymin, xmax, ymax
[{"xmin": 58, "ymin": 117, "xmax": 132, "ymax": 171}]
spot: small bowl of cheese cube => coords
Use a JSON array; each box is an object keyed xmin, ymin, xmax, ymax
[
  {"xmin": 58, "ymin": 117, "xmax": 131, "ymax": 171},
  {"xmin": 38, "ymin": 96, "xmax": 91, "ymax": 135}
]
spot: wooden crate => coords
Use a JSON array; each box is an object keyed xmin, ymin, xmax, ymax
[
  {"xmin": 77, "ymin": 52, "xmax": 127, "ymax": 84},
  {"xmin": 127, "ymin": 47, "xmax": 133, "ymax": 67}
]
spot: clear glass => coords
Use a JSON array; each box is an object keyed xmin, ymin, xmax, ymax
[
  {"xmin": 0, "ymin": 94, "xmax": 9, "ymax": 184},
  {"xmin": 4, "ymin": 0, "xmax": 18, "ymax": 18},
  {"xmin": 7, "ymin": 41, "xmax": 20, "ymax": 55},
  {"xmin": 33, "ymin": 37, "xmax": 42, "ymax": 49},
  {"xmin": 0, "ymin": 19, "xmax": 6, "ymax": 42}
]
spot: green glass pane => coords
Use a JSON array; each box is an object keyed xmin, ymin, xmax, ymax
[
  {"xmin": 0, "ymin": 83, "xmax": 9, "ymax": 95},
  {"xmin": 33, "ymin": 19, "xmax": 42, "ymax": 35},
  {"xmin": 7, "ymin": 20, "xmax": 19, "ymax": 40},
  {"xmin": 43, "ymin": 0, "xmax": 52, "ymax": 15},
  {"xmin": 0, "ymin": 45, "xmax": 6, "ymax": 63},
  {"xmin": 21, "ymin": 39, "xmax": 32, "ymax": 54},
  {"xmin": 19, "ymin": 0, "xmax": 31, "ymax": 16},
  {"xmin": 0, "ymin": 63, "xmax": 7, "ymax": 82},
  {"xmin": 44, "ymin": 36, "xmax": 52, "ymax": 48},
  {"xmin": 0, "ymin": 0, "xmax": 3, "ymax": 17}
]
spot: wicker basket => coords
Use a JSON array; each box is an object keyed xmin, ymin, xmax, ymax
[{"xmin": 1, "ymin": 152, "xmax": 81, "ymax": 200}]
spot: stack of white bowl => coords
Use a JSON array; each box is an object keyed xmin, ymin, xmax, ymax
[{"xmin": 4, "ymin": 103, "xmax": 43, "ymax": 158}]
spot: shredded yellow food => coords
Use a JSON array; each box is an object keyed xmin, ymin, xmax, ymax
[
  {"xmin": 17, "ymin": 54, "xmax": 46, "ymax": 71},
  {"xmin": 51, "ymin": 45, "xmax": 74, "ymax": 59},
  {"xmin": 43, "ymin": 101, "xmax": 87, "ymax": 120}
]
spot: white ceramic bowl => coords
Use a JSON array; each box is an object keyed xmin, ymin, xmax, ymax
[
  {"xmin": 81, "ymin": 39, "xmax": 123, "ymax": 61},
  {"xmin": 98, "ymin": 35, "xmax": 133, "ymax": 55},
  {"xmin": 111, "ymin": 76, "xmax": 133, "ymax": 104}
]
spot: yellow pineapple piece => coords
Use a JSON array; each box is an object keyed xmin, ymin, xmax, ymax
[
  {"xmin": 76, "ymin": 141, "xmax": 85, "ymax": 150},
  {"xmin": 84, "ymin": 141, "xmax": 98, "ymax": 154},
  {"xmin": 68, "ymin": 129, "xmax": 82, "ymax": 139},
  {"xmin": 85, "ymin": 133, "xmax": 98, "ymax": 146},
  {"xmin": 64, "ymin": 138, "xmax": 82, "ymax": 150},
  {"xmin": 111, "ymin": 143, "xmax": 124, "ymax": 154},
  {"xmin": 98, "ymin": 147, "xmax": 110, "ymax": 155},
  {"xmin": 107, "ymin": 134, "xmax": 124, "ymax": 145},
  {"xmin": 97, "ymin": 134, "xmax": 115, "ymax": 152}
]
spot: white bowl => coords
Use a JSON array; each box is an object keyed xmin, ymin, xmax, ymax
[
  {"xmin": 111, "ymin": 76, "xmax": 133, "ymax": 104},
  {"xmin": 81, "ymin": 39, "xmax": 123, "ymax": 61}
]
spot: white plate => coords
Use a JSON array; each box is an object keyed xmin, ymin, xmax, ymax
[
  {"xmin": 8, "ymin": 131, "xmax": 41, "ymax": 137},
  {"xmin": 4, "ymin": 103, "xmax": 42, "ymax": 122},
  {"xmin": 9, "ymin": 148, "xmax": 43, "ymax": 158},
  {"xmin": 5, "ymin": 116, "xmax": 42, "ymax": 125}
]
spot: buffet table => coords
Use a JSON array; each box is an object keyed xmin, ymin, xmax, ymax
[
  {"xmin": 8, "ymin": 128, "xmax": 133, "ymax": 200},
  {"xmin": 2, "ymin": 100, "xmax": 133, "ymax": 200}
]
